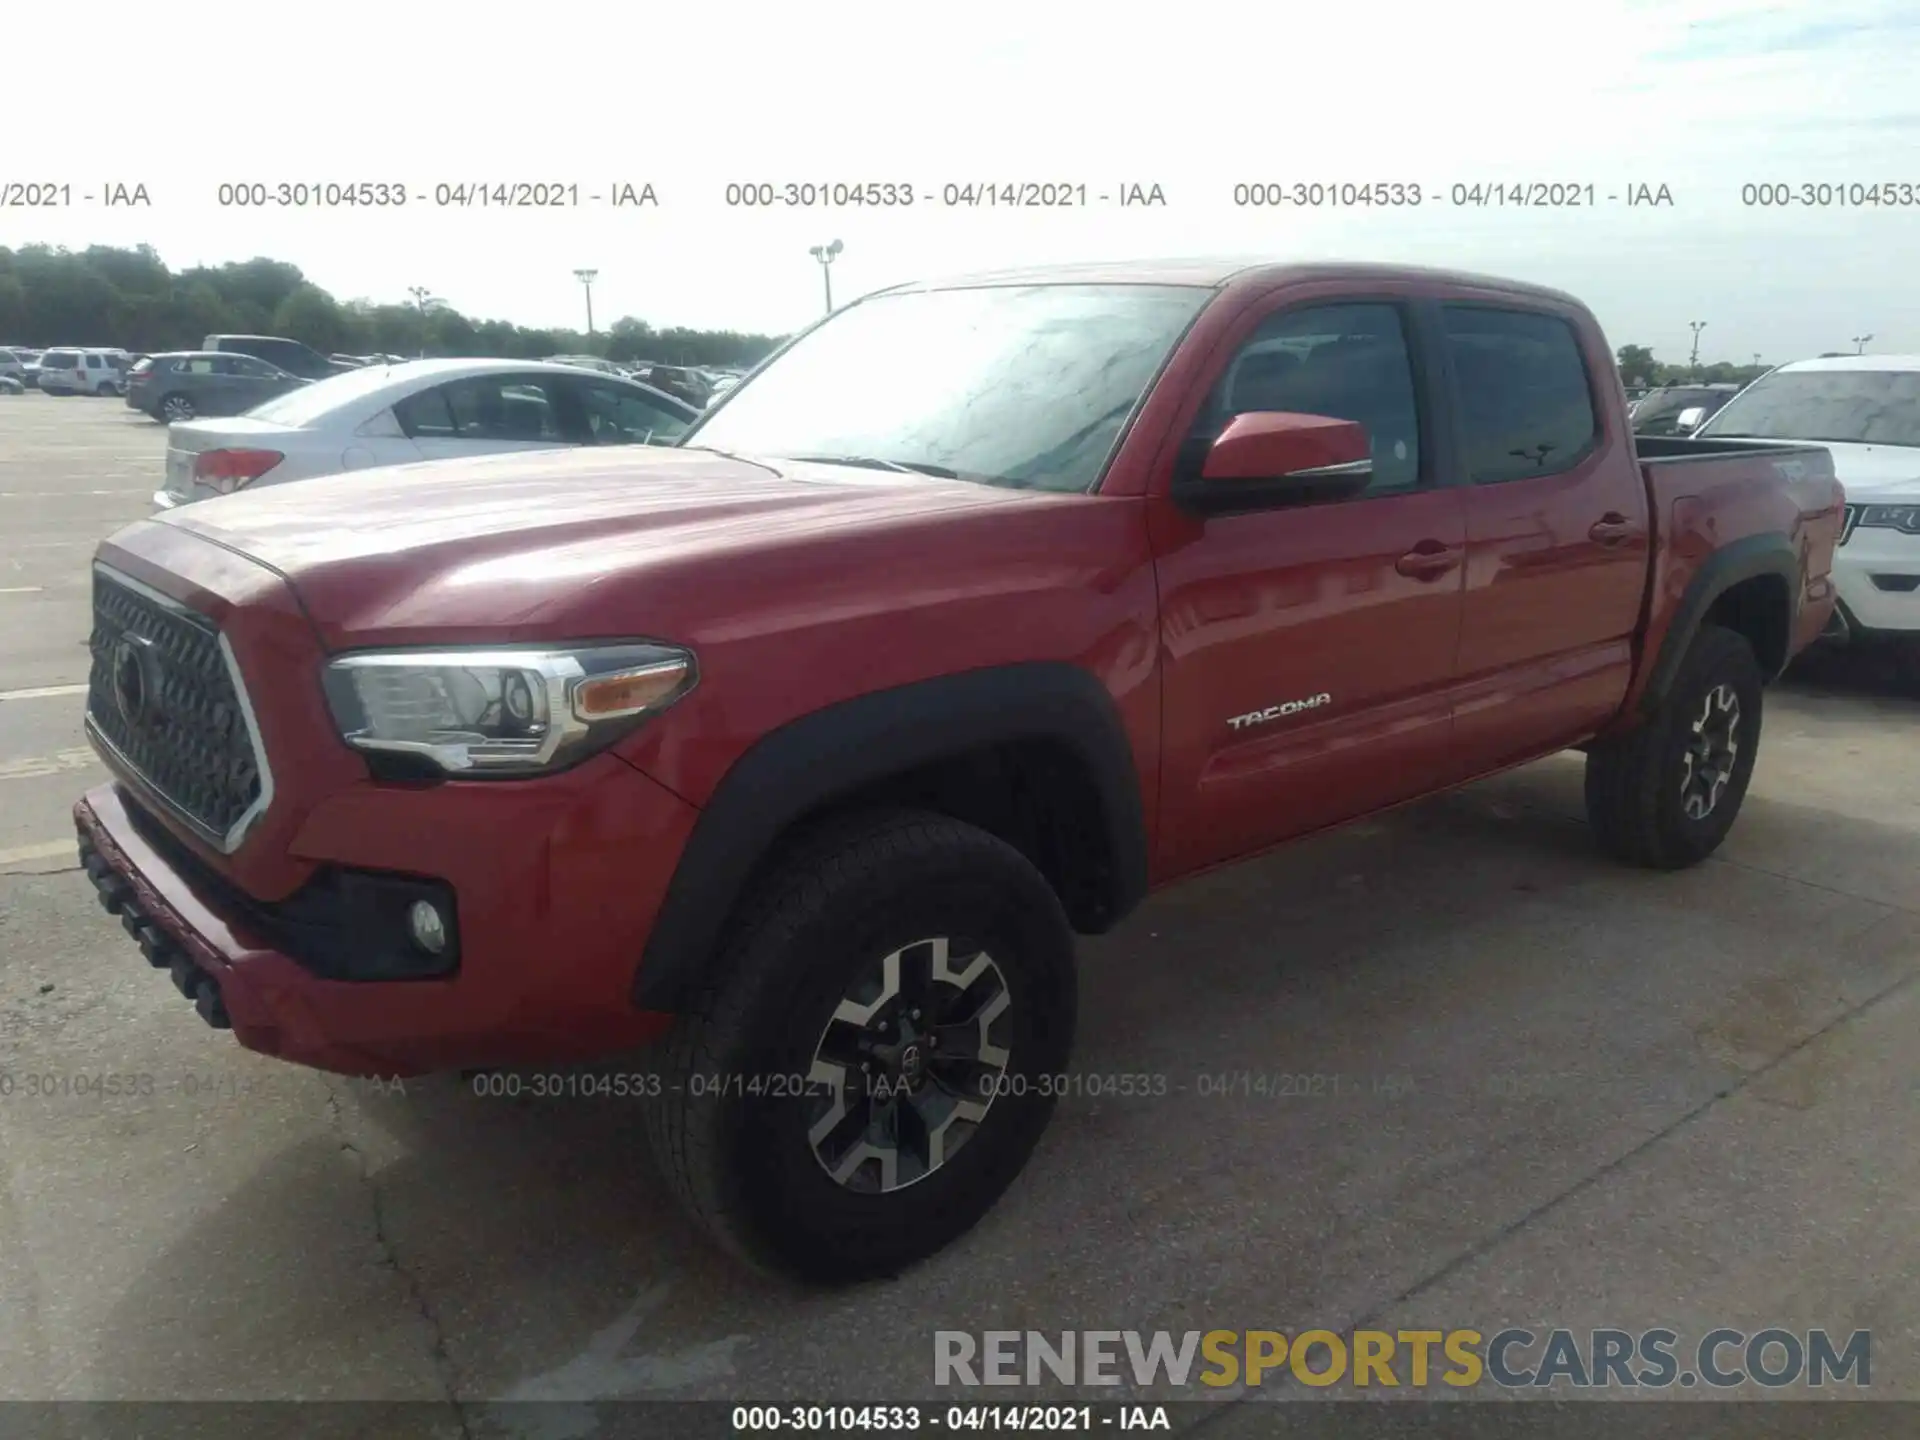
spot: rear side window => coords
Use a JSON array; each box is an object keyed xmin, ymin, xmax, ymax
[
  {"xmin": 84, "ymin": 354, "xmax": 103, "ymax": 369},
  {"xmin": 395, "ymin": 376, "xmax": 566, "ymax": 441},
  {"xmin": 1441, "ymin": 307, "xmax": 1598, "ymax": 483},
  {"xmin": 44, "ymin": 351, "xmax": 78, "ymax": 367},
  {"xmin": 393, "ymin": 386, "xmax": 457, "ymax": 437}
]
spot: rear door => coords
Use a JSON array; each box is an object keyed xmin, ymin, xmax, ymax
[
  {"xmin": 394, "ymin": 373, "xmax": 575, "ymax": 461},
  {"xmin": 1439, "ymin": 303, "xmax": 1651, "ymax": 778},
  {"xmin": 1150, "ymin": 293, "xmax": 1469, "ymax": 876}
]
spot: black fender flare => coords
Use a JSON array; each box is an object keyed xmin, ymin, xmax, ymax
[
  {"xmin": 632, "ymin": 662, "xmax": 1150, "ymax": 1011},
  {"xmin": 1640, "ymin": 532, "xmax": 1799, "ymax": 715}
]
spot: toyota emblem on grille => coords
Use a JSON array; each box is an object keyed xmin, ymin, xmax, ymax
[{"xmin": 111, "ymin": 633, "xmax": 159, "ymax": 726}]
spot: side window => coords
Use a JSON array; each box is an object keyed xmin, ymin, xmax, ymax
[
  {"xmin": 84, "ymin": 354, "xmax": 102, "ymax": 370},
  {"xmin": 211, "ymin": 355, "xmax": 243, "ymax": 376},
  {"xmin": 1441, "ymin": 306, "xmax": 1598, "ymax": 483},
  {"xmin": 230, "ymin": 356, "xmax": 278, "ymax": 378},
  {"xmin": 392, "ymin": 386, "xmax": 458, "ymax": 437},
  {"xmin": 1192, "ymin": 303, "xmax": 1423, "ymax": 495},
  {"xmin": 439, "ymin": 376, "xmax": 565, "ymax": 441},
  {"xmin": 575, "ymin": 381, "xmax": 691, "ymax": 445},
  {"xmin": 183, "ymin": 357, "xmax": 217, "ymax": 375}
]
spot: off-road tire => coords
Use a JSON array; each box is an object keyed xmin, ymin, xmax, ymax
[
  {"xmin": 645, "ymin": 809, "xmax": 1077, "ymax": 1283},
  {"xmin": 1585, "ymin": 624, "xmax": 1764, "ymax": 869}
]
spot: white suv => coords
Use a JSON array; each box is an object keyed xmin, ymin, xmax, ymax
[
  {"xmin": 38, "ymin": 348, "xmax": 129, "ymax": 395},
  {"xmin": 1696, "ymin": 355, "xmax": 1920, "ymax": 643}
]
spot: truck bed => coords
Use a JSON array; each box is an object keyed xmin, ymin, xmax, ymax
[
  {"xmin": 1621, "ymin": 432, "xmax": 1844, "ymax": 722},
  {"xmin": 1633, "ymin": 434, "xmax": 1830, "ymax": 464}
]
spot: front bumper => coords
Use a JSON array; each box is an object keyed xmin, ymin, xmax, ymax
[
  {"xmin": 74, "ymin": 755, "xmax": 699, "ymax": 1077},
  {"xmin": 1833, "ymin": 524, "xmax": 1920, "ymax": 635}
]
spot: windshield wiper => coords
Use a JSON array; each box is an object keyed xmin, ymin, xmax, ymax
[{"xmin": 785, "ymin": 454, "xmax": 960, "ymax": 478}]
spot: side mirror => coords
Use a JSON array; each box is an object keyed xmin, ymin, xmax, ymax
[
  {"xmin": 1674, "ymin": 406, "xmax": 1707, "ymax": 433},
  {"xmin": 1176, "ymin": 412, "xmax": 1373, "ymax": 515}
]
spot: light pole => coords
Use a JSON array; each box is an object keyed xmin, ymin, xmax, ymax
[
  {"xmin": 574, "ymin": 269, "xmax": 599, "ymax": 336},
  {"xmin": 1688, "ymin": 320, "xmax": 1707, "ymax": 377},
  {"xmin": 1852, "ymin": 333, "xmax": 1874, "ymax": 355},
  {"xmin": 407, "ymin": 286, "xmax": 444, "ymax": 358},
  {"xmin": 1752, "ymin": 352, "xmax": 1761, "ymax": 367},
  {"xmin": 808, "ymin": 239, "xmax": 843, "ymax": 314}
]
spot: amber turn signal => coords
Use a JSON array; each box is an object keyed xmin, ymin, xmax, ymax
[{"xmin": 571, "ymin": 660, "xmax": 692, "ymax": 721}]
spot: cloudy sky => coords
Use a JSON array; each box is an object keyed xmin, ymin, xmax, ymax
[{"xmin": 9, "ymin": 0, "xmax": 1917, "ymax": 364}]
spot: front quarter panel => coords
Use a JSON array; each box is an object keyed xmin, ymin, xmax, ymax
[{"xmin": 607, "ymin": 492, "xmax": 1163, "ymax": 816}]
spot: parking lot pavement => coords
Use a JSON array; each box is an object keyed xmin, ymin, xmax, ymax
[{"xmin": 2, "ymin": 395, "xmax": 1919, "ymax": 1418}]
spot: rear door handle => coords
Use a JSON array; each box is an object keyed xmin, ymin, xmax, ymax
[
  {"xmin": 1589, "ymin": 514, "xmax": 1636, "ymax": 545},
  {"xmin": 1395, "ymin": 541, "xmax": 1461, "ymax": 581}
]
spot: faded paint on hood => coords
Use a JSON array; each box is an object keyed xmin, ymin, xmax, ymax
[{"xmin": 152, "ymin": 444, "xmax": 1070, "ymax": 647}]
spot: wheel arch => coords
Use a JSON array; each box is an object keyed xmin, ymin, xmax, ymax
[
  {"xmin": 1640, "ymin": 532, "xmax": 1799, "ymax": 715},
  {"xmin": 631, "ymin": 662, "xmax": 1150, "ymax": 1012}
]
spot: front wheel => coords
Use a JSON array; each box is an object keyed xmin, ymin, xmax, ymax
[
  {"xmin": 1585, "ymin": 624, "xmax": 1764, "ymax": 869},
  {"xmin": 646, "ymin": 810, "xmax": 1077, "ymax": 1283}
]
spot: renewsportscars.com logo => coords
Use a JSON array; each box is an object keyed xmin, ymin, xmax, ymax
[{"xmin": 935, "ymin": 1328, "xmax": 1871, "ymax": 1390}]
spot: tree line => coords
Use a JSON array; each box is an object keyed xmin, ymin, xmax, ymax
[
  {"xmin": 1615, "ymin": 344, "xmax": 1779, "ymax": 389},
  {"xmin": 0, "ymin": 244, "xmax": 1818, "ymax": 389},
  {"xmin": 0, "ymin": 245, "xmax": 785, "ymax": 368}
]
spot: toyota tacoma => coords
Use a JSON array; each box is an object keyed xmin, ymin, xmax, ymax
[{"xmin": 74, "ymin": 261, "xmax": 1844, "ymax": 1282}]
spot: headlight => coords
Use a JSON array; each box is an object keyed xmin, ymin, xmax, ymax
[
  {"xmin": 322, "ymin": 643, "xmax": 696, "ymax": 777},
  {"xmin": 1857, "ymin": 503, "xmax": 1920, "ymax": 535}
]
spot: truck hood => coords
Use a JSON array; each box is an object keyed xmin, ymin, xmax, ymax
[
  {"xmin": 152, "ymin": 444, "xmax": 1043, "ymax": 645},
  {"xmin": 1810, "ymin": 440, "xmax": 1920, "ymax": 498}
]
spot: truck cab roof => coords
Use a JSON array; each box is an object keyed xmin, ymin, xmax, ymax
[{"xmin": 888, "ymin": 258, "xmax": 1585, "ymax": 309}]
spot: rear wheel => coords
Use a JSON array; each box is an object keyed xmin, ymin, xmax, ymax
[
  {"xmin": 1585, "ymin": 624, "xmax": 1764, "ymax": 869},
  {"xmin": 646, "ymin": 810, "xmax": 1077, "ymax": 1283},
  {"xmin": 159, "ymin": 393, "xmax": 195, "ymax": 422}
]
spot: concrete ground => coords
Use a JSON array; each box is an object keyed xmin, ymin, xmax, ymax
[{"xmin": 2, "ymin": 391, "xmax": 1917, "ymax": 1433}]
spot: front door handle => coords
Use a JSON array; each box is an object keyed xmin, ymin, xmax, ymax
[
  {"xmin": 1395, "ymin": 541, "xmax": 1461, "ymax": 581},
  {"xmin": 1589, "ymin": 513, "xmax": 1636, "ymax": 545}
]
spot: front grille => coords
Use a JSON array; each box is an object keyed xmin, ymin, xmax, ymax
[{"xmin": 86, "ymin": 566, "xmax": 266, "ymax": 848}]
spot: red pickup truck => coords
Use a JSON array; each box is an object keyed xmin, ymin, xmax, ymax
[{"xmin": 75, "ymin": 261, "xmax": 1842, "ymax": 1282}]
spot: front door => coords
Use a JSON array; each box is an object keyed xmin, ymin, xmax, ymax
[{"xmin": 1151, "ymin": 296, "xmax": 1468, "ymax": 877}]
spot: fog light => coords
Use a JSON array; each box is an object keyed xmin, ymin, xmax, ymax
[{"xmin": 408, "ymin": 899, "xmax": 448, "ymax": 955}]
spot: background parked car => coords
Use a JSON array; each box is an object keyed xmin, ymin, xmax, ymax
[
  {"xmin": 126, "ymin": 351, "xmax": 309, "ymax": 421},
  {"xmin": 0, "ymin": 375, "xmax": 21, "ymax": 395},
  {"xmin": 36, "ymin": 348, "xmax": 128, "ymax": 395},
  {"xmin": 16, "ymin": 350, "xmax": 44, "ymax": 388},
  {"xmin": 1695, "ymin": 355, "xmax": 1920, "ymax": 647},
  {"xmin": 201, "ymin": 334, "xmax": 358, "ymax": 380},
  {"xmin": 154, "ymin": 357, "xmax": 699, "ymax": 508},
  {"xmin": 1629, "ymin": 383, "xmax": 1741, "ymax": 436},
  {"xmin": 630, "ymin": 362, "xmax": 711, "ymax": 407}
]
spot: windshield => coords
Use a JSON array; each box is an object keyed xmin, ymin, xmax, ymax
[
  {"xmin": 245, "ymin": 364, "xmax": 407, "ymax": 425},
  {"xmin": 1700, "ymin": 369, "xmax": 1920, "ymax": 448},
  {"xmin": 686, "ymin": 283, "xmax": 1212, "ymax": 492}
]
